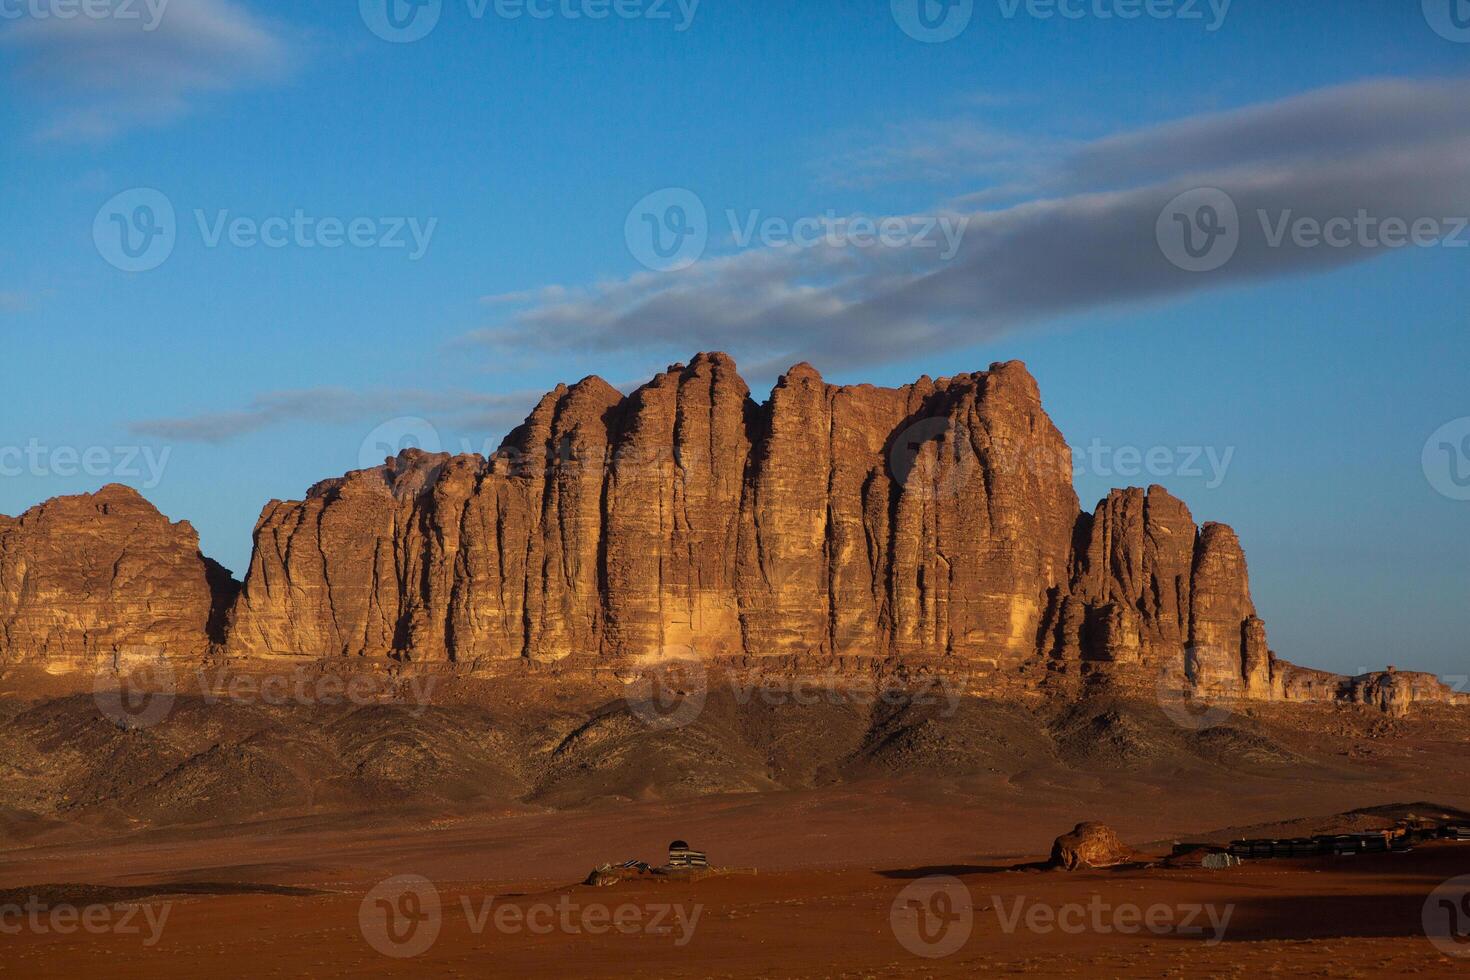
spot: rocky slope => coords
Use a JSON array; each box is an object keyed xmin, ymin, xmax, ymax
[
  {"xmin": 5, "ymin": 672, "xmax": 1464, "ymax": 830},
  {"xmin": 0, "ymin": 354, "xmax": 1462, "ymax": 712}
]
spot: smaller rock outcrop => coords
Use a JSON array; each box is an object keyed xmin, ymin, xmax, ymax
[
  {"xmin": 1049, "ymin": 822, "xmax": 1136, "ymax": 870},
  {"xmin": 0, "ymin": 485, "xmax": 237, "ymax": 666},
  {"xmin": 1350, "ymin": 667, "xmax": 1460, "ymax": 717}
]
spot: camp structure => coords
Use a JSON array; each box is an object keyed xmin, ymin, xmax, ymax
[{"xmin": 667, "ymin": 840, "xmax": 709, "ymax": 870}]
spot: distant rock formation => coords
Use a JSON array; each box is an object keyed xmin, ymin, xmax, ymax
[{"xmin": 0, "ymin": 354, "xmax": 1463, "ymax": 712}]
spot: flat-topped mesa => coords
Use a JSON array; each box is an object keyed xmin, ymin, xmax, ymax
[{"xmin": 0, "ymin": 484, "xmax": 236, "ymax": 666}]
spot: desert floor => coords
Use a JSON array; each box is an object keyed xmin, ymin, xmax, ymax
[{"xmin": 4, "ymin": 773, "xmax": 1470, "ymax": 978}]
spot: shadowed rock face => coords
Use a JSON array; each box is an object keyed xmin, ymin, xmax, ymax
[
  {"xmin": 1, "ymin": 354, "xmax": 1463, "ymax": 711},
  {"xmin": 0, "ymin": 485, "xmax": 236, "ymax": 666}
]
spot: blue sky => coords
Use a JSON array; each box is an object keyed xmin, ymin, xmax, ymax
[{"xmin": 1, "ymin": 0, "xmax": 1467, "ymax": 678}]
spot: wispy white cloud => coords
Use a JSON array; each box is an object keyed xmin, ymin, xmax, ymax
[
  {"xmin": 479, "ymin": 285, "xmax": 571, "ymax": 306},
  {"xmin": 465, "ymin": 77, "xmax": 1470, "ymax": 379},
  {"xmin": 2, "ymin": 0, "xmax": 291, "ymax": 142},
  {"xmin": 130, "ymin": 386, "xmax": 539, "ymax": 445},
  {"xmin": 812, "ymin": 117, "xmax": 1064, "ymax": 191}
]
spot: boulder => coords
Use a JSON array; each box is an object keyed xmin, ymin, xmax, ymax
[{"xmin": 1049, "ymin": 822, "xmax": 1136, "ymax": 870}]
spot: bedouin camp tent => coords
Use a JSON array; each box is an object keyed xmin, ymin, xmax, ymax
[{"xmin": 667, "ymin": 840, "xmax": 709, "ymax": 869}]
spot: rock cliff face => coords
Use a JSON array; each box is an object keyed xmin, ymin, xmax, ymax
[
  {"xmin": 0, "ymin": 485, "xmax": 235, "ymax": 667},
  {"xmin": 225, "ymin": 354, "xmax": 1081, "ymax": 669},
  {"xmin": 2, "ymin": 354, "xmax": 1464, "ymax": 713},
  {"xmin": 1041, "ymin": 485, "xmax": 1281, "ymax": 697}
]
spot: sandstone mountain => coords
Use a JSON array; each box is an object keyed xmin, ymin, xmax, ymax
[
  {"xmin": 0, "ymin": 354, "xmax": 1459, "ymax": 712},
  {"xmin": 0, "ymin": 485, "xmax": 236, "ymax": 668}
]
